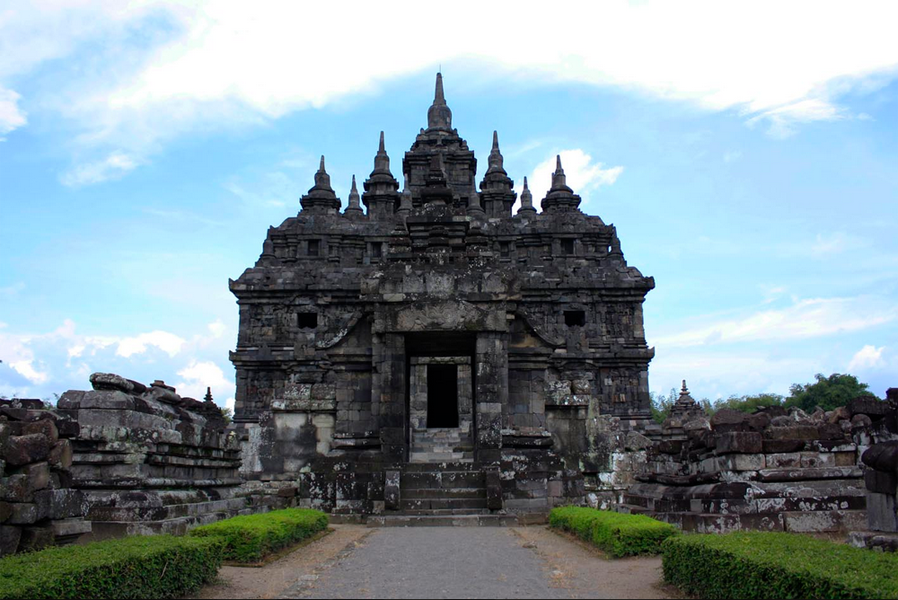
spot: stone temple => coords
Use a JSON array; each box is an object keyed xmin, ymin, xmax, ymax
[{"xmin": 227, "ymin": 74, "xmax": 656, "ymax": 519}]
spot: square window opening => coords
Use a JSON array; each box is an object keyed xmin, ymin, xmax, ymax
[
  {"xmin": 298, "ymin": 313, "xmax": 318, "ymax": 329},
  {"xmin": 564, "ymin": 310, "xmax": 586, "ymax": 327},
  {"xmin": 561, "ymin": 239, "xmax": 575, "ymax": 255},
  {"xmin": 308, "ymin": 239, "xmax": 320, "ymax": 256}
]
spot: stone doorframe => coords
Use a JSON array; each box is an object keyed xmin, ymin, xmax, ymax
[{"xmin": 409, "ymin": 356, "xmax": 473, "ymax": 439}]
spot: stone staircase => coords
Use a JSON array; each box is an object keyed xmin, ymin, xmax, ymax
[
  {"xmin": 409, "ymin": 428, "xmax": 474, "ymax": 463},
  {"xmin": 367, "ymin": 462, "xmax": 516, "ymax": 527}
]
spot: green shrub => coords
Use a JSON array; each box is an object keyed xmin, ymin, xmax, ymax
[
  {"xmin": 0, "ymin": 535, "xmax": 223, "ymax": 600},
  {"xmin": 189, "ymin": 508, "xmax": 328, "ymax": 562},
  {"xmin": 662, "ymin": 532, "xmax": 898, "ymax": 599},
  {"xmin": 549, "ymin": 506, "xmax": 677, "ymax": 557}
]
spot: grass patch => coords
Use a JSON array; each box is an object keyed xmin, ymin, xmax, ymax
[
  {"xmin": 0, "ymin": 535, "xmax": 224, "ymax": 600},
  {"xmin": 189, "ymin": 508, "xmax": 329, "ymax": 563},
  {"xmin": 663, "ymin": 532, "xmax": 898, "ymax": 599},
  {"xmin": 549, "ymin": 506, "xmax": 678, "ymax": 558}
]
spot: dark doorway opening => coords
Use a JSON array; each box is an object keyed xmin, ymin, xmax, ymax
[{"xmin": 427, "ymin": 364, "xmax": 459, "ymax": 428}]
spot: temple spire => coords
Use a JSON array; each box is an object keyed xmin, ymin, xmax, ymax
[
  {"xmin": 518, "ymin": 176, "xmax": 536, "ymax": 216},
  {"xmin": 435, "ymin": 72, "xmax": 445, "ymax": 105},
  {"xmin": 541, "ymin": 153, "xmax": 581, "ymax": 212},
  {"xmin": 467, "ymin": 178, "xmax": 484, "ymax": 216},
  {"xmin": 300, "ymin": 155, "xmax": 341, "ymax": 213},
  {"xmin": 427, "ymin": 72, "xmax": 453, "ymax": 130},
  {"xmin": 397, "ymin": 174, "xmax": 413, "ymax": 218},
  {"xmin": 486, "ymin": 130, "xmax": 504, "ymax": 173},
  {"xmin": 345, "ymin": 174, "xmax": 364, "ymax": 217},
  {"xmin": 552, "ymin": 155, "xmax": 567, "ymax": 189},
  {"xmin": 363, "ymin": 132, "xmax": 399, "ymax": 219}
]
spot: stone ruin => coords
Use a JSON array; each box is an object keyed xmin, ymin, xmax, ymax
[
  {"xmin": 0, "ymin": 398, "xmax": 89, "ymax": 555},
  {"xmin": 53, "ymin": 373, "xmax": 249, "ymax": 539},
  {"xmin": 623, "ymin": 382, "xmax": 898, "ymax": 535}
]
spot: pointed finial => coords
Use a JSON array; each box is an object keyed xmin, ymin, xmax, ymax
[
  {"xmin": 427, "ymin": 72, "xmax": 452, "ymax": 130},
  {"xmin": 550, "ymin": 154, "xmax": 569, "ymax": 191},
  {"xmin": 518, "ymin": 176, "xmax": 536, "ymax": 215},
  {"xmin": 345, "ymin": 174, "xmax": 363, "ymax": 215},
  {"xmin": 467, "ymin": 177, "xmax": 484, "ymax": 215},
  {"xmin": 434, "ymin": 72, "xmax": 445, "ymax": 105},
  {"xmin": 492, "ymin": 130, "xmax": 499, "ymax": 151},
  {"xmin": 319, "ymin": 155, "xmax": 326, "ymax": 172},
  {"xmin": 204, "ymin": 386, "xmax": 213, "ymax": 403},
  {"xmin": 371, "ymin": 131, "xmax": 392, "ymax": 175},
  {"xmin": 681, "ymin": 380, "xmax": 689, "ymax": 395}
]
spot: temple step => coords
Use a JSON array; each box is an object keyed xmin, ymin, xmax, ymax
[
  {"xmin": 401, "ymin": 498, "xmax": 489, "ymax": 511},
  {"xmin": 403, "ymin": 487, "xmax": 487, "ymax": 500},
  {"xmin": 366, "ymin": 514, "xmax": 519, "ymax": 528}
]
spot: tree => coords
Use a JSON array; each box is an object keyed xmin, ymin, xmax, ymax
[
  {"xmin": 712, "ymin": 393, "xmax": 785, "ymax": 414},
  {"xmin": 785, "ymin": 373, "xmax": 875, "ymax": 412},
  {"xmin": 650, "ymin": 387, "xmax": 678, "ymax": 424}
]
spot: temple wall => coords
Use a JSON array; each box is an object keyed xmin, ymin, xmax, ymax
[
  {"xmin": 0, "ymin": 399, "xmax": 90, "ymax": 556},
  {"xmin": 56, "ymin": 373, "xmax": 247, "ymax": 539},
  {"xmin": 624, "ymin": 396, "xmax": 898, "ymax": 534}
]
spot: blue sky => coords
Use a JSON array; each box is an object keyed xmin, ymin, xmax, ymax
[{"xmin": 1, "ymin": 1, "xmax": 897, "ymax": 409}]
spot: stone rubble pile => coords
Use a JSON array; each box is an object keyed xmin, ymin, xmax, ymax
[
  {"xmin": 623, "ymin": 387, "xmax": 897, "ymax": 533},
  {"xmin": 56, "ymin": 373, "xmax": 245, "ymax": 538},
  {"xmin": 0, "ymin": 398, "xmax": 90, "ymax": 556}
]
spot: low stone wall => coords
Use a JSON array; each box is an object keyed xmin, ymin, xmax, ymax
[
  {"xmin": 56, "ymin": 373, "xmax": 245, "ymax": 539},
  {"xmin": 624, "ymin": 395, "xmax": 897, "ymax": 534},
  {"xmin": 0, "ymin": 399, "xmax": 90, "ymax": 556}
]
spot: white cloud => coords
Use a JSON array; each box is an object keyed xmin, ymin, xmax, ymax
[
  {"xmin": 61, "ymin": 152, "xmax": 139, "ymax": 187},
  {"xmin": 848, "ymin": 345, "xmax": 886, "ymax": 372},
  {"xmin": 0, "ymin": 87, "xmax": 26, "ymax": 136},
  {"xmin": 8, "ymin": 361, "xmax": 49, "ymax": 385},
  {"xmin": 811, "ymin": 232, "xmax": 851, "ymax": 256},
  {"xmin": 174, "ymin": 359, "xmax": 233, "ymax": 404},
  {"xmin": 207, "ymin": 320, "xmax": 226, "ymax": 338},
  {"xmin": 653, "ymin": 296, "xmax": 897, "ymax": 348},
  {"xmin": 525, "ymin": 149, "xmax": 623, "ymax": 205},
  {"xmin": 1, "ymin": 318, "xmax": 235, "ymax": 403},
  {"xmin": 116, "ymin": 330, "xmax": 186, "ymax": 358},
  {"xmin": 1, "ymin": 1, "xmax": 896, "ymax": 175}
]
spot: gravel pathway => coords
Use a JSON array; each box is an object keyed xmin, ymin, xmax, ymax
[{"xmin": 276, "ymin": 526, "xmax": 673, "ymax": 599}]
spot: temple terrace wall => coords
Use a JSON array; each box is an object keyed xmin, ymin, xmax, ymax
[
  {"xmin": 1, "ymin": 399, "xmax": 90, "ymax": 556},
  {"xmin": 621, "ymin": 392, "xmax": 898, "ymax": 534}
]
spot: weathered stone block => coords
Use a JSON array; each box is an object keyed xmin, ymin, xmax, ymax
[
  {"xmin": 18, "ymin": 526, "xmax": 55, "ymax": 552},
  {"xmin": 716, "ymin": 432, "xmax": 763, "ymax": 455},
  {"xmin": 3, "ymin": 434, "xmax": 52, "ymax": 466},
  {"xmin": 22, "ymin": 420, "xmax": 58, "ymax": 445},
  {"xmin": 0, "ymin": 526, "xmax": 21, "ymax": 556},
  {"xmin": 848, "ymin": 396, "xmax": 891, "ymax": 417},
  {"xmin": 710, "ymin": 409, "xmax": 748, "ymax": 433},
  {"xmin": 49, "ymin": 440, "xmax": 73, "ymax": 470},
  {"xmin": 867, "ymin": 492, "xmax": 898, "ymax": 532},
  {"xmin": 865, "ymin": 469, "xmax": 898, "ymax": 495}
]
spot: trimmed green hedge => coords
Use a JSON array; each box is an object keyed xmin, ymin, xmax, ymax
[
  {"xmin": 0, "ymin": 535, "xmax": 224, "ymax": 600},
  {"xmin": 189, "ymin": 508, "xmax": 328, "ymax": 563},
  {"xmin": 663, "ymin": 532, "xmax": 898, "ymax": 599},
  {"xmin": 549, "ymin": 506, "xmax": 678, "ymax": 557}
]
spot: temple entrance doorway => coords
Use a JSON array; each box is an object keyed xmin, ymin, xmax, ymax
[
  {"xmin": 427, "ymin": 364, "xmax": 459, "ymax": 428},
  {"xmin": 406, "ymin": 333, "xmax": 475, "ymax": 463}
]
